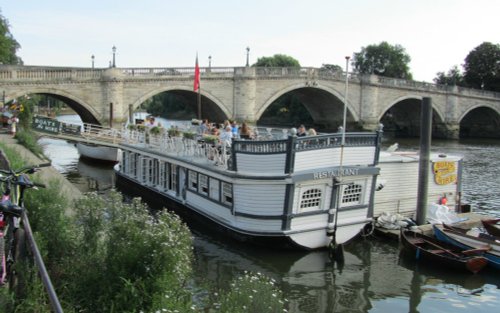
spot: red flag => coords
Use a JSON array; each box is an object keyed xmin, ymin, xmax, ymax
[{"xmin": 193, "ymin": 54, "xmax": 200, "ymax": 92}]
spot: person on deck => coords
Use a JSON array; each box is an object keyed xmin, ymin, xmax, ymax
[{"xmin": 297, "ymin": 125, "xmax": 307, "ymax": 137}]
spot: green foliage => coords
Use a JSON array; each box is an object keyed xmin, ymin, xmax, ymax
[
  {"xmin": 353, "ymin": 41, "xmax": 413, "ymax": 79},
  {"xmin": 0, "ymin": 11, "xmax": 23, "ymax": 65},
  {"xmin": 14, "ymin": 128, "xmax": 44, "ymax": 158},
  {"xmin": 182, "ymin": 131, "xmax": 197, "ymax": 140},
  {"xmin": 253, "ymin": 54, "xmax": 300, "ymax": 67},
  {"xmin": 212, "ymin": 271, "xmax": 288, "ymax": 313},
  {"xmin": 145, "ymin": 93, "xmax": 196, "ymax": 120},
  {"xmin": 258, "ymin": 93, "xmax": 313, "ymax": 127},
  {"xmin": 0, "ymin": 146, "xmax": 288, "ymax": 313},
  {"xmin": 434, "ymin": 65, "xmax": 464, "ymax": 86},
  {"xmin": 463, "ymin": 42, "xmax": 500, "ymax": 91},
  {"xmin": 56, "ymin": 191, "xmax": 193, "ymax": 312},
  {"xmin": 168, "ymin": 127, "xmax": 181, "ymax": 137},
  {"xmin": 320, "ymin": 63, "xmax": 343, "ymax": 74}
]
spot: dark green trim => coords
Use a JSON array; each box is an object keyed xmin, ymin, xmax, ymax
[
  {"xmin": 285, "ymin": 135, "xmax": 296, "ymax": 174},
  {"xmin": 281, "ymin": 184, "xmax": 295, "ymax": 230}
]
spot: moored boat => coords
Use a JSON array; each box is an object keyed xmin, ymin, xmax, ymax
[
  {"xmin": 482, "ymin": 219, "xmax": 500, "ymax": 237},
  {"xmin": 433, "ymin": 224, "xmax": 500, "ymax": 269},
  {"xmin": 400, "ymin": 229, "xmax": 488, "ymax": 274},
  {"xmin": 76, "ymin": 142, "xmax": 121, "ymax": 163},
  {"xmin": 116, "ymin": 129, "xmax": 384, "ymax": 250}
]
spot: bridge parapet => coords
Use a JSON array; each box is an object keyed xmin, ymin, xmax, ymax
[
  {"xmin": 0, "ymin": 65, "xmax": 103, "ymax": 81},
  {"xmin": 377, "ymin": 76, "xmax": 500, "ymax": 99}
]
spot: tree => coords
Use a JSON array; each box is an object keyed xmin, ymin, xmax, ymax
[
  {"xmin": 434, "ymin": 65, "xmax": 464, "ymax": 86},
  {"xmin": 253, "ymin": 54, "xmax": 300, "ymax": 67},
  {"xmin": 0, "ymin": 10, "xmax": 22, "ymax": 65},
  {"xmin": 353, "ymin": 41, "xmax": 412, "ymax": 80},
  {"xmin": 320, "ymin": 63, "xmax": 343, "ymax": 73},
  {"xmin": 463, "ymin": 42, "xmax": 500, "ymax": 91}
]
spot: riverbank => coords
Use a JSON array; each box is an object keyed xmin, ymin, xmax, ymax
[{"xmin": 0, "ymin": 131, "xmax": 82, "ymax": 203}]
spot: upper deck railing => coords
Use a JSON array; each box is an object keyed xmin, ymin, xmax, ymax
[{"xmin": 2, "ymin": 65, "xmax": 500, "ymax": 99}]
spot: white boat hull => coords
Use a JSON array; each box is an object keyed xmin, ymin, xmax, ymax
[{"xmin": 76, "ymin": 142, "xmax": 121, "ymax": 162}]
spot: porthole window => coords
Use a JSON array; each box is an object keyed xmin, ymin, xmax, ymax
[
  {"xmin": 342, "ymin": 183, "xmax": 363, "ymax": 205},
  {"xmin": 300, "ymin": 188, "xmax": 322, "ymax": 210}
]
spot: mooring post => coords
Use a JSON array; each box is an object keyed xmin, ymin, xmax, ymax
[
  {"xmin": 109, "ymin": 102, "xmax": 113, "ymax": 128},
  {"xmin": 416, "ymin": 97, "xmax": 432, "ymax": 225}
]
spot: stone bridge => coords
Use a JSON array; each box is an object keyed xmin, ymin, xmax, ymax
[{"xmin": 1, "ymin": 65, "xmax": 499, "ymax": 138}]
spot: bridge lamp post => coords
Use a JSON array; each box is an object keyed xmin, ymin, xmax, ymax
[
  {"xmin": 208, "ymin": 55, "xmax": 212, "ymax": 69},
  {"xmin": 246, "ymin": 47, "xmax": 250, "ymax": 67},
  {"xmin": 112, "ymin": 46, "xmax": 117, "ymax": 67},
  {"xmin": 91, "ymin": 55, "xmax": 95, "ymax": 69}
]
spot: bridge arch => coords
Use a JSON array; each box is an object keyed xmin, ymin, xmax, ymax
[
  {"xmin": 8, "ymin": 88, "xmax": 101, "ymax": 124},
  {"xmin": 458, "ymin": 104, "xmax": 500, "ymax": 138},
  {"xmin": 256, "ymin": 84, "xmax": 359, "ymax": 131},
  {"xmin": 131, "ymin": 85, "xmax": 230, "ymax": 122},
  {"xmin": 378, "ymin": 95, "xmax": 447, "ymax": 137}
]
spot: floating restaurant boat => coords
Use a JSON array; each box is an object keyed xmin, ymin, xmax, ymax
[
  {"xmin": 114, "ymin": 126, "xmax": 464, "ymax": 250},
  {"xmin": 116, "ymin": 129, "xmax": 384, "ymax": 249}
]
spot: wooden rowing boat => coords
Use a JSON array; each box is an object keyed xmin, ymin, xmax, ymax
[
  {"xmin": 482, "ymin": 219, "xmax": 500, "ymax": 237},
  {"xmin": 434, "ymin": 224, "xmax": 500, "ymax": 270},
  {"xmin": 400, "ymin": 229, "xmax": 488, "ymax": 274}
]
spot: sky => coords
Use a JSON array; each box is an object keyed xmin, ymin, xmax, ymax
[{"xmin": 1, "ymin": 0, "xmax": 498, "ymax": 82}]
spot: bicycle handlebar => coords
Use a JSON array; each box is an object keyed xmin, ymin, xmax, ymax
[{"xmin": 0, "ymin": 162, "xmax": 52, "ymax": 175}]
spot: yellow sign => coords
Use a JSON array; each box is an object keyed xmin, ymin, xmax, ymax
[{"xmin": 433, "ymin": 161, "xmax": 457, "ymax": 185}]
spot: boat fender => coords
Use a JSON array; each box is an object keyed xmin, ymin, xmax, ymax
[{"xmin": 439, "ymin": 196, "xmax": 448, "ymax": 205}]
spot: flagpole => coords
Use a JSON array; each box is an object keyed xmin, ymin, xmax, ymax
[{"xmin": 197, "ymin": 85, "xmax": 201, "ymax": 120}]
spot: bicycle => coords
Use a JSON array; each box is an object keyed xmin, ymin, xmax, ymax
[{"xmin": 0, "ymin": 162, "xmax": 49, "ymax": 295}]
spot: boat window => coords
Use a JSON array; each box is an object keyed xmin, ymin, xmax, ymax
[
  {"xmin": 342, "ymin": 183, "xmax": 363, "ymax": 205},
  {"xmin": 122, "ymin": 151, "xmax": 127, "ymax": 173},
  {"xmin": 152, "ymin": 159, "xmax": 159, "ymax": 186},
  {"xmin": 170, "ymin": 165, "xmax": 178, "ymax": 192},
  {"xmin": 159, "ymin": 162, "xmax": 169, "ymax": 191},
  {"xmin": 199, "ymin": 174, "xmax": 209, "ymax": 196},
  {"xmin": 300, "ymin": 188, "xmax": 322, "ymax": 211},
  {"xmin": 141, "ymin": 157, "xmax": 149, "ymax": 183},
  {"xmin": 131, "ymin": 153, "xmax": 138, "ymax": 177},
  {"xmin": 209, "ymin": 177, "xmax": 219, "ymax": 201},
  {"xmin": 222, "ymin": 182, "xmax": 233, "ymax": 206},
  {"xmin": 188, "ymin": 170, "xmax": 198, "ymax": 191}
]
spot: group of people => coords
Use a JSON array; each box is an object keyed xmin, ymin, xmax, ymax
[
  {"xmin": 199, "ymin": 119, "xmax": 255, "ymax": 146},
  {"xmin": 295, "ymin": 124, "xmax": 317, "ymax": 137}
]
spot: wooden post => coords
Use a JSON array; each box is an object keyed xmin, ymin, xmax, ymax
[
  {"xmin": 109, "ymin": 102, "xmax": 113, "ymax": 128},
  {"xmin": 416, "ymin": 97, "xmax": 432, "ymax": 225}
]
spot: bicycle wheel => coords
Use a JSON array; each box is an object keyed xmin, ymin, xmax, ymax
[{"xmin": 8, "ymin": 228, "xmax": 27, "ymax": 298}]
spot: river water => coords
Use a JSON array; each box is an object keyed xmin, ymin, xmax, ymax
[{"xmin": 38, "ymin": 114, "xmax": 500, "ymax": 313}]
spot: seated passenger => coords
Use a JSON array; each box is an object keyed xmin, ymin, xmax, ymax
[
  {"xmin": 297, "ymin": 124, "xmax": 307, "ymax": 137},
  {"xmin": 239, "ymin": 122, "xmax": 254, "ymax": 139},
  {"xmin": 219, "ymin": 125, "xmax": 234, "ymax": 147}
]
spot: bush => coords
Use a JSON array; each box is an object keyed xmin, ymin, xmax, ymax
[
  {"xmin": 67, "ymin": 191, "xmax": 194, "ymax": 312},
  {"xmin": 13, "ymin": 128, "xmax": 45, "ymax": 158}
]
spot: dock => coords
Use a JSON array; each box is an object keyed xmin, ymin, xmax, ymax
[{"xmin": 374, "ymin": 212, "xmax": 493, "ymax": 240}]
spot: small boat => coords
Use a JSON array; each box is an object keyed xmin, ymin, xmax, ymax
[
  {"xmin": 400, "ymin": 229, "xmax": 488, "ymax": 274},
  {"xmin": 76, "ymin": 142, "xmax": 121, "ymax": 163},
  {"xmin": 482, "ymin": 219, "xmax": 500, "ymax": 237},
  {"xmin": 433, "ymin": 224, "xmax": 500, "ymax": 269}
]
